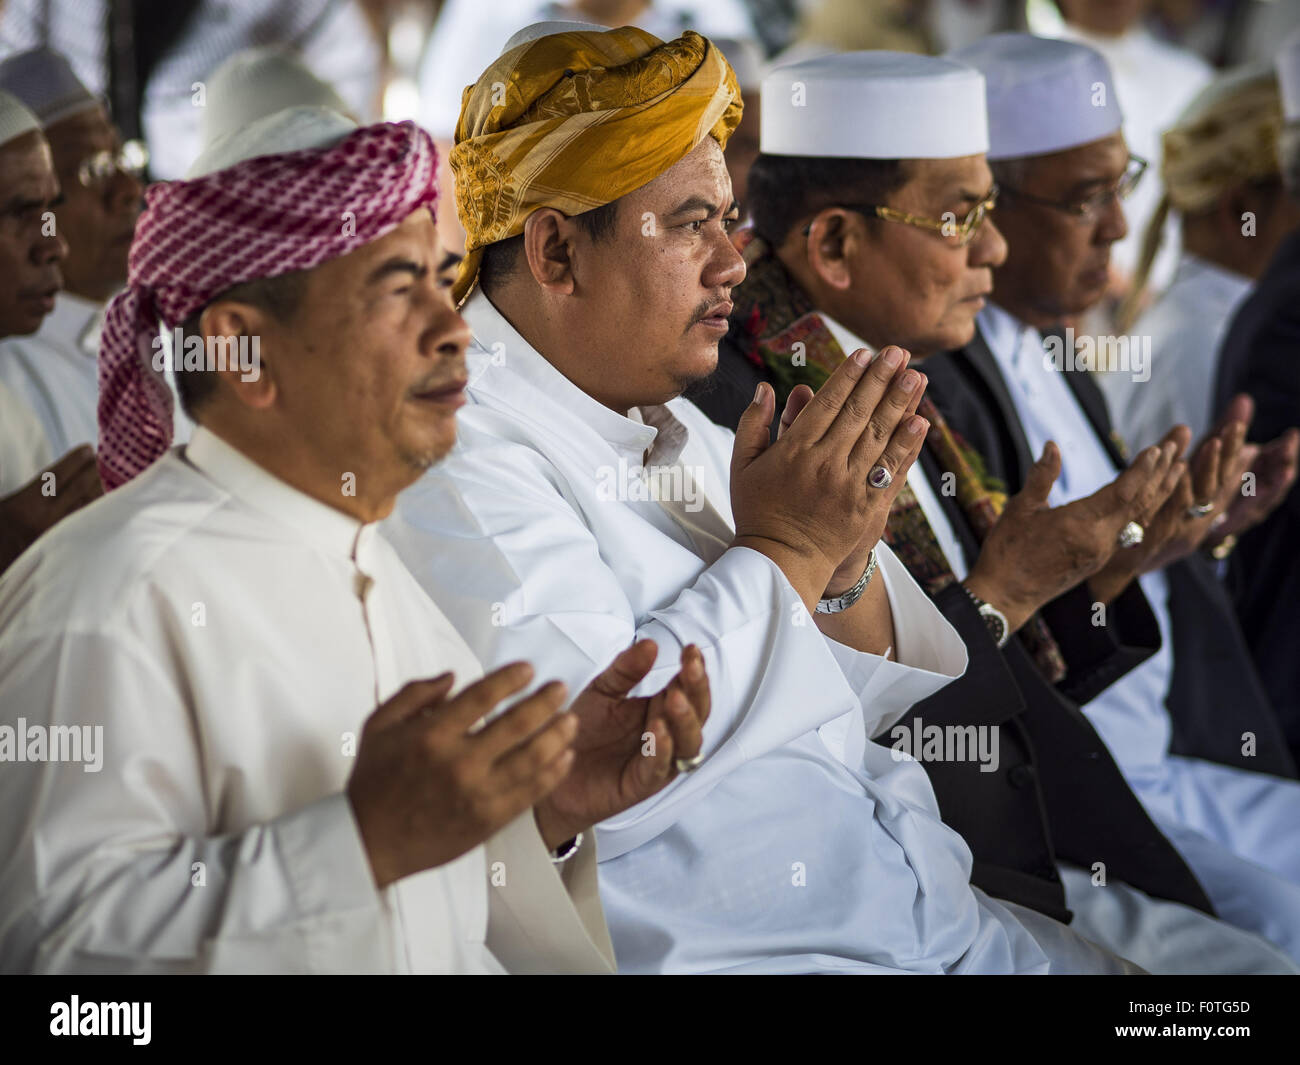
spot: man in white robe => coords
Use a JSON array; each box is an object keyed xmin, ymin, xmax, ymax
[
  {"xmin": 0, "ymin": 107, "xmax": 711, "ymax": 974},
  {"xmin": 387, "ymin": 24, "xmax": 1141, "ymax": 974},
  {"xmin": 0, "ymin": 48, "xmax": 143, "ymax": 456},
  {"xmin": 0, "ymin": 88, "xmax": 101, "ymax": 571},
  {"xmin": 1105, "ymin": 66, "xmax": 1300, "ymax": 449},
  {"xmin": 945, "ymin": 32, "xmax": 1300, "ymax": 963}
]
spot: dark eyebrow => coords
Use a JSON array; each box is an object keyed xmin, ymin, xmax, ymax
[
  {"xmin": 436, "ymin": 251, "xmax": 460, "ymax": 273},
  {"xmin": 665, "ymin": 195, "xmax": 741, "ymax": 220},
  {"xmin": 366, "ymin": 257, "xmax": 428, "ymax": 285}
]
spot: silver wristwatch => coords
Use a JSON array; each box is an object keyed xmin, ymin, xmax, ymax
[
  {"xmin": 963, "ymin": 585, "xmax": 1009, "ymax": 648},
  {"xmin": 816, "ymin": 548, "xmax": 878, "ymax": 614}
]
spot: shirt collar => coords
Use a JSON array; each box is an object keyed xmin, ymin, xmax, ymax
[
  {"xmin": 1175, "ymin": 253, "xmax": 1252, "ymax": 306},
  {"xmin": 462, "ymin": 290, "xmax": 668, "ymax": 466},
  {"xmin": 978, "ymin": 301, "xmax": 1036, "ymax": 374},
  {"xmin": 821, "ymin": 312, "xmax": 874, "ymax": 364},
  {"xmin": 42, "ymin": 291, "xmax": 104, "ymax": 358},
  {"xmin": 183, "ymin": 425, "xmax": 372, "ymax": 560}
]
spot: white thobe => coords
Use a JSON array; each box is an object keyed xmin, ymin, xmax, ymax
[
  {"xmin": 825, "ymin": 315, "xmax": 1294, "ymax": 973},
  {"xmin": 384, "ymin": 292, "xmax": 1143, "ymax": 975},
  {"xmin": 0, "ymin": 426, "xmax": 614, "ymax": 974},
  {"xmin": 980, "ymin": 301, "xmax": 1300, "ymax": 963},
  {"xmin": 0, "ymin": 293, "xmax": 103, "ymax": 457},
  {"xmin": 0, "ymin": 377, "xmax": 51, "ymax": 496},
  {"xmin": 1099, "ymin": 254, "xmax": 1251, "ymax": 451}
]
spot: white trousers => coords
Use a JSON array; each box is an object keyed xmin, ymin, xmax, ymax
[{"xmin": 1059, "ymin": 863, "xmax": 1299, "ymax": 975}]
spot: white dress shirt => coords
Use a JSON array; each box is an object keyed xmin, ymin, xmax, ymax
[
  {"xmin": 0, "ymin": 292, "xmax": 103, "ymax": 456},
  {"xmin": 979, "ymin": 301, "xmax": 1300, "ymax": 964},
  {"xmin": 0, "ymin": 376, "xmax": 51, "ymax": 495},
  {"xmin": 382, "ymin": 292, "xmax": 1147, "ymax": 975},
  {"xmin": 0, "ymin": 426, "xmax": 613, "ymax": 974},
  {"xmin": 980, "ymin": 302, "xmax": 1175, "ymax": 785},
  {"xmin": 1101, "ymin": 253, "xmax": 1252, "ymax": 450}
]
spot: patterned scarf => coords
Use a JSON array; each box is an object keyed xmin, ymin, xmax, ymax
[
  {"xmin": 731, "ymin": 238, "xmax": 1067, "ymax": 682},
  {"xmin": 98, "ymin": 121, "xmax": 439, "ymax": 490}
]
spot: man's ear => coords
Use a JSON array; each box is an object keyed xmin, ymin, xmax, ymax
[
  {"xmin": 522, "ymin": 208, "xmax": 577, "ymax": 295},
  {"xmin": 804, "ymin": 209, "xmax": 860, "ymax": 291},
  {"xmin": 198, "ymin": 301, "xmax": 278, "ymax": 411}
]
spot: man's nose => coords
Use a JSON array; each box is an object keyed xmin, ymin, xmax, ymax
[
  {"xmin": 705, "ymin": 226, "xmax": 746, "ymax": 289},
  {"xmin": 970, "ymin": 216, "xmax": 1008, "ymax": 269},
  {"xmin": 1096, "ymin": 192, "xmax": 1128, "ymax": 245},
  {"xmin": 33, "ymin": 223, "xmax": 68, "ymax": 266}
]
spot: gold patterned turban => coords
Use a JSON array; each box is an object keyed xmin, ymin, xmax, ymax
[
  {"xmin": 1121, "ymin": 66, "xmax": 1283, "ymax": 330},
  {"xmin": 450, "ymin": 26, "xmax": 742, "ymax": 303}
]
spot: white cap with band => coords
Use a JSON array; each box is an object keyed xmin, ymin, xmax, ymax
[
  {"xmin": 0, "ymin": 47, "xmax": 100, "ymax": 128},
  {"xmin": 760, "ymin": 51, "xmax": 988, "ymax": 160},
  {"xmin": 948, "ymin": 32, "xmax": 1122, "ymax": 161}
]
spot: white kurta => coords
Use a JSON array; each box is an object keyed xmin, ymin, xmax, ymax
[
  {"xmin": 1099, "ymin": 254, "xmax": 1251, "ymax": 450},
  {"xmin": 980, "ymin": 301, "xmax": 1300, "ymax": 963},
  {"xmin": 0, "ymin": 426, "xmax": 614, "ymax": 974},
  {"xmin": 383, "ymin": 292, "xmax": 1142, "ymax": 975},
  {"xmin": 0, "ymin": 292, "xmax": 103, "ymax": 456},
  {"xmin": 828, "ymin": 315, "xmax": 1294, "ymax": 974},
  {"xmin": 0, "ymin": 377, "xmax": 51, "ymax": 496}
]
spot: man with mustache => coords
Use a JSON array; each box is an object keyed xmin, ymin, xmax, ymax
[
  {"xmin": 0, "ymin": 48, "xmax": 144, "ymax": 457},
  {"xmin": 0, "ymin": 88, "xmax": 101, "ymax": 573},
  {"xmin": 387, "ymin": 22, "xmax": 1144, "ymax": 973},
  {"xmin": 0, "ymin": 105, "xmax": 709, "ymax": 973},
  {"xmin": 694, "ymin": 45, "xmax": 1294, "ymax": 972},
  {"xmin": 922, "ymin": 31, "xmax": 1300, "ymax": 962}
]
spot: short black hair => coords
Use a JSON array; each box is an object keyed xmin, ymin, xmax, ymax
[
  {"xmin": 172, "ymin": 271, "xmax": 306, "ymax": 418},
  {"xmin": 477, "ymin": 198, "xmax": 622, "ymax": 295},
  {"xmin": 747, "ymin": 154, "xmax": 909, "ymax": 245}
]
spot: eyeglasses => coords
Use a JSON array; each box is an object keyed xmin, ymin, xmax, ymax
[
  {"xmin": 999, "ymin": 154, "xmax": 1147, "ymax": 221},
  {"xmin": 77, "ymin": 140, "xmax": 149, "ymax": 189},
  {"xmin": 802, "ymin": 185, "xmax": 999, "ymax": 247}
]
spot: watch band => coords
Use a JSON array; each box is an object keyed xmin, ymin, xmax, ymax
[
  {"xmin": 816, "ymin": 547, "xmax": 878, "ymax": 614},
  {"xmin": 551, "ymin": 832, "xmax": 583, "ymax": 864},
  {"xmin": 962, "ymin": 584, "xmax": 1010, "ymax": 649}
]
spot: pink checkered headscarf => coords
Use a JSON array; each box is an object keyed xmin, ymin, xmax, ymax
[{"xmin": 97, "ymin": 121, "xmax": 439, "ymax": 490}]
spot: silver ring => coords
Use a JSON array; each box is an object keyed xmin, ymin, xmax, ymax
[
  {"xmin": 1118, "ymin": 520, "xmax": 1145, "ymax": 548},
  {"xmin": 868, "ymin": 465, "xmax": 893, "ymax": 490},
  {"xmin": 673, "ymin": 753, "xmax": 704, "ymax": 773},
  {"xmin": 1186, "ymin": 501, "xmax": 1215, "ymax": 518}
]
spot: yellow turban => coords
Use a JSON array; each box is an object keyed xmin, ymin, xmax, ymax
[
  {"xmin": 1121, "ymin": 67, "xmax": 1283, "ymax": 331},
  {"xmin": 450, "ymin": 27, "xmax": 742, "ymax": 303},
  {"xmin": 1161, "ymin": 71, "xmax": 1282, "ymax": 215}
]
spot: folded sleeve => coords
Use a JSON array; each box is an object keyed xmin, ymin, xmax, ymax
[
  {"xmin": 1045, "ymin": 578, "xmax": 1160, "ymax": 706},
  {"xmin": 0, "ymin": 630, "xmax": 396, "ymax": 974},
  {"xmin": 387, "ymin": 440, "xmax": 965, "ymax": 859}
]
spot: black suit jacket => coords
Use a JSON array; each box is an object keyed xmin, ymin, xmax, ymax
[
  {"xmin": 1214, "ymin": 231, "xmax": 1300, "ymax": 764},
  {"xmin": 925, "ymin": 329, "xmax": 1297, "ymax": 781},
  {"xmin": 691, "ymin": 329, "xmax": 1214, "ymax": 918}
]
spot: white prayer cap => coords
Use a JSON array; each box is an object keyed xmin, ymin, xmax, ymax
[
  {"xmin": 1277, "ymin": 27, "xmax": 1300, "ymax": 122},
  {"xmin": 186, "ymin": 105, "xmax": 358, "ymax": 179},
  {"xmin": 948, "ymin": 33, "xmax": 1121, "ymax": 161},
  {"xmin": 200, "ymin": 48, "xmax": 351, "ymax": 154},
  {"xmin": 712, "ymin": 36, "xmax": 764, "ymax": 90},
  {"xmin": 0, "ymin": 89, "xmax": 41, "ymax": 149},
  {"xmin": 502, "ymin": 20, "xmax": 608, "ymax": 54},
  {"xmin": 0, "ymin": 47, "xmax": 100, "ymax": 127},
  {"xmin": 760, "ymin": 51, "xmax": 988, "ymax": 160}
]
